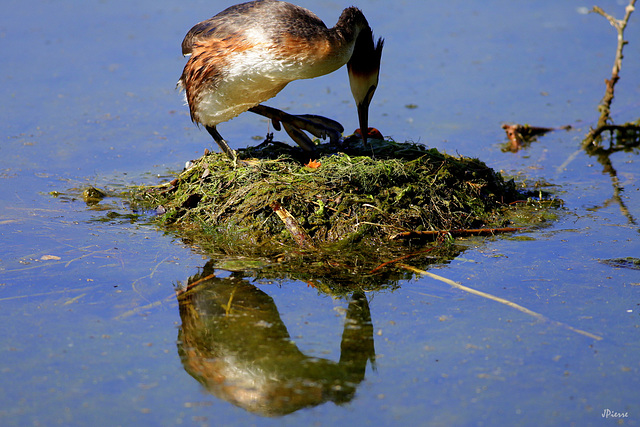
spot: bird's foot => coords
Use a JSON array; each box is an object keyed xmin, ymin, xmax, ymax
[
  {"xmin": 284, "ymin": 114, "xmax": 344, "ymax": 144},
  {"xmin": 249, "ymin": 105, "xmax": 344, "ymax": 152}
]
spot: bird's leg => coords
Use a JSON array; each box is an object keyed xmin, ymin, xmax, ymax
[
  {"xmin": 205, "ymin": 125, "xmax": 238, "ymax": 163},
  {"xmin": 249, "ymin": 105, "xmax": 344, "ymax": 151}
]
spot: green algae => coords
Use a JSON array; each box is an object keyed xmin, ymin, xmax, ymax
[
  {"xmin": 136, "ymin": 140, "xmax": 519, "ymax": 241},
  {"xmin": 129, "ymin": 138, "xmax": 557, "ymax": 292}
]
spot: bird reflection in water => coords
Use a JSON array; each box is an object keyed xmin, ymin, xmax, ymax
[{"xmin": 176, "ymin": 271, "xmax": 375, "ymax": 416}]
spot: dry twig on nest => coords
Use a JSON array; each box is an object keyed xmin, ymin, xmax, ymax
[{"xmin": 389, "ymin": 227, "xmax": 525, "ymax": 241}]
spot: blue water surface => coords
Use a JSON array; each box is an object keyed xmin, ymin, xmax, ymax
[{"xmin": 1, "ymin": 0, "xmax": 639, "ymax": 425}]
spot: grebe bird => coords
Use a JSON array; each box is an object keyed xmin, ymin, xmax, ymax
[{"xmin": 178, "ymin": 0, "xmax": 384, "ymax": 161}]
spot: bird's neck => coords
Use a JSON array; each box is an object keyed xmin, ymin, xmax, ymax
[{"xmin": 332, "ymin": 7, "xmax": 370, "ymax": 47}]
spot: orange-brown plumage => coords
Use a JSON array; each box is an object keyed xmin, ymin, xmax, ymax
[{"xmin": 180, "ymin": 36, "xmax": 257, "ymax": 123}]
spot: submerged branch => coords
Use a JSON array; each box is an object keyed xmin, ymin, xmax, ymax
[
  {"xmin": 586, "ymin": 123, "xmax": 640, "ymax": 141},
  {"xmin": 399, "ymin": 264, "xmax": 603, "ymax": 341}
]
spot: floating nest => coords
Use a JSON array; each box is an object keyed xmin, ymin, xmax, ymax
[{"xmin": 129, "ymin": 137, "xmax": 547, "ymax": 289}]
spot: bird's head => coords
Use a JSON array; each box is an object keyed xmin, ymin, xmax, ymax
[{"xmin": 347, "ymin": 27, "xmax": 384, "ymax": 145}]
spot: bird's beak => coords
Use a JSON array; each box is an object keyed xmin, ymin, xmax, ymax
[
  {"xmin": 348, "ymin": 68, "xmax": 378, "ymax": 145},
  {"xmin": 347, "ymin": 31, "xmax": 383, "ymax": 146},
  {"xmin": 356, "ymin": 86, "xmax": 375, "ymax": 145}
]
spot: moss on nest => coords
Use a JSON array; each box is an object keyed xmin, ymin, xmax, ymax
[
  {"xmin": 133, "ymin": 138, "xmax": 524, "ymax": 252},
  {"xmin": 124, "ymin": 137, "xmax": 564, "ymax": 292}
]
